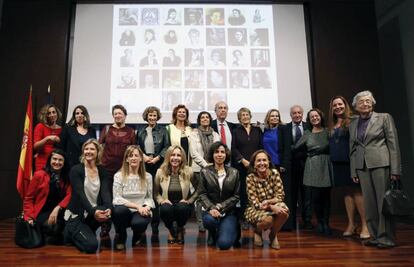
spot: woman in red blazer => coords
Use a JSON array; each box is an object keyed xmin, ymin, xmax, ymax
[{"xmin": 23, "ymin": 149, "xmax": 72, "ymax": 245}]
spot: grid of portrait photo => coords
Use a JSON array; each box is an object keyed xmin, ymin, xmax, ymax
[{"xmin": 111, "ymin": 5, "xmax": 277, "ymax": 113}]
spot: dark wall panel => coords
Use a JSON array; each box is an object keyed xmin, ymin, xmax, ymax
[
  {"xmin": 308, "ymin": 1, "xmax": 383, "ymax": 115},
  {"xmin": 0, "ymin": 0, "xmax": 72, "ymax": 218}
]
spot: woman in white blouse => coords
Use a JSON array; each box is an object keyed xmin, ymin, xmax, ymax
[{"xmin": 112, "ymin": 145, "xmax": 155, "ymax": 250}]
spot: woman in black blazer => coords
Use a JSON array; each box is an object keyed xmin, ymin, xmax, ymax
[
  {"xmin": 57, "ymin": 105, "xmax": 96, "ymax": 168},
  {"xmin": 63, "ymin": 139, "xmax": 112, "ymax": 254},
  {"xmin": 231, "ymin": 107, "xmax": 263, "ymax": 227}
]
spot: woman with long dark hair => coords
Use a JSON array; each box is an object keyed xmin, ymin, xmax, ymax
[
  {"xmin": 58, "ymin": 105, "xmax": 96, "ymax": 168},
  {"xmin": 23, "ymin": 149, "xmax": 72, "ymax": 245}
]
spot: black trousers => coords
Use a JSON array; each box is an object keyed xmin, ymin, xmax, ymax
[
  {"xmin": 37, "ymin": 209, "xmax": 65, "ymax": 242},
  {"xmin": 159, "ymin": 202, "xmax": 192, "ymax": 230},
  {"xmin": 146, "ymin": 161, "xmax": 162, "ymax": 231},
  {"xmin": 112, "ymin": 205, "xmax": 152, "ymax": 242},
  {"xmin": 235, "ymin": 164, "xmax": 248, "ymax": 218},
  {"xmin": 63, "ymin": 209, "xmax": 111, "ymax": 254},
  {"xmin": 307, "ymin": 186, "xmax": 331, "ymax": 224},
  {"xmin": 285, "ymin": 159, "xmax": 313, "ymax": 229}
]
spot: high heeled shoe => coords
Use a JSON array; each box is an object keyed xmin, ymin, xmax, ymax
[
  {"xmin": 269, "ymin": 230, "xmax": 280, "ymax": 250},
  {"xmin": 253, "ymin": 229, "xmax": 263, "ymax": 247},
  {"xmin": 176, "ymin": 227, "xmax": 185, "ymax": 245},
  {"xmin": 359, "ymin": 228, "xmax": 370, "ymax": 240},
  {"xmin": 343, "ymin": 225, "xmax": 356, "ymax": 237}
]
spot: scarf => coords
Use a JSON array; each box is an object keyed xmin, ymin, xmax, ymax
[{"xmin": 197, "ymin": 127, "xmax": 214, "ymax": 159}]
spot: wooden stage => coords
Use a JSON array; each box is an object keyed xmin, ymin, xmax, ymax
[{"xmin": 0, "ymin": 216, "xmax": 413, "ymax": 267}]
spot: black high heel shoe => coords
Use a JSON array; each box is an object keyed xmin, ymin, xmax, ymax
[{"xmin": 176, "ymin": 227, "xmax": 185, "ymax": 244}]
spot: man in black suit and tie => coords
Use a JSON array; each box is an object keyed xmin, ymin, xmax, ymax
[
  {"xmin": 212, "ymin": 101, "xmax": 236, "ymax": 150},
  {"xmin": 280, "ymin": 105, "xmax": 313, "ymax": 230}
]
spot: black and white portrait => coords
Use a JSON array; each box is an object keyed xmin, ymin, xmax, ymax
[
  {"xmin": 207, "ymin": 69, "xmax": 227, "ymax": 88},
  {"xmin": 139, "ymin": 70, "xmax": 159, "ymax": 89},
  {"xmin": 206, "ymin": 28, "xmax": 225, "ymax": 46}
]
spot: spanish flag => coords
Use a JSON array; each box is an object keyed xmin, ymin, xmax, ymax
[{"xmin": 16, "ymin": 88, "xmax": 33, "ymax": 199}]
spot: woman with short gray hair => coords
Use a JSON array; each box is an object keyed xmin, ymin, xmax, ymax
[{"xmin": 349, "ymin": 90, "xmax": 401, "ymax": 249}]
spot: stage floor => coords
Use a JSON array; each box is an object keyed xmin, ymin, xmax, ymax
[{"xmin": 1, "ymin": 216, "xmax": 413, "ymax": 267}]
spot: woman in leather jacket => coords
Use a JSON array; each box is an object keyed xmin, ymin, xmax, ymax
[
  {"xmin": 198, "ymin": 141, "xmax": 240, "ymax": 250},
  {"xmin": 136, "ymin": 106, "xmax": 170, "ymax": 235}
]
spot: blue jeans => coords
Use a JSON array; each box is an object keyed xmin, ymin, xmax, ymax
[{"xmin": 202, "ymin": 212, "xmax": 238, "ymax": 250}]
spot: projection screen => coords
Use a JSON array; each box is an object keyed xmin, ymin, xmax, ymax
[{"xmin": 68, "ymin": 4, "xmax": 312, "ymax": 124}]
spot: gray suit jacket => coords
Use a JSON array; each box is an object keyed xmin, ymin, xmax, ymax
[{"xmin": 349, "ymin": 112, "xmax": 402, "ymax": 177}]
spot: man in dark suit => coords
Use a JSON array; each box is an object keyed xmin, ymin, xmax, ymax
[
  {"xmin": 280, "ymin": 105, "xmax": 313, "ymax": 230},
  {"xmin": 212, "ymin": 101, "xmax": 236, "ymax": 150}
]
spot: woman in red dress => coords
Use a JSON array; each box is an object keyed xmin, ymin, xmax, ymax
[{"xmin": 34, "ymin": 104, "xmax": 62, "ymax": 171}]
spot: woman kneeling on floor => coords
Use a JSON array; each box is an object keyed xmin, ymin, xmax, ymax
[{"xmin": 244, "ymin": 149, "xmax": 289, "ymax": 249}]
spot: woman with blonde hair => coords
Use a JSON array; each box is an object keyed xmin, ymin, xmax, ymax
[
  {"xmin": 166, "ymin": 104, "xmax": 193, "ymax": 163},
  {"xmin": 328, "ymin": 96, "xmax": 369, "ymax": 239},
  {"xmin": 154, "ymin": 145, "xmax": 195, "ymax": 244},
  {"xmin": 34, "ymin": 104, "xmax": 62, "ymax": 170},
  {"xmin": 63, "ymin": 139, "xmax": 112, "ymax": 254},
  {"xmin": 112, "ymin": 145, "xmax": 154, "ymax": 250}
]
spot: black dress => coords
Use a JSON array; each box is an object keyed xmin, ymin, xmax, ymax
[{"xmin": 329, "ymin": 128, "xmax": 355, "ymax": 187}]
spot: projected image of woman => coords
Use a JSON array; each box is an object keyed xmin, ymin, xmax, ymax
[
  {"xmin": 34, "ymin": 104, "xmax": 62, "ymax": 171},
  {"xmin": 117, "ymin": 72, "xmax": 137, "ymax": 89},
  {"xmin": 120, "ymin": 48, "xmax": 134, "ymax": 67},
  {"xmin": 164, "ymin": 30, "xmax": 178, "ymax": 44},
  {"xmin": 185, "ymin": 70, "xmax": 204, "ymax": 88},
  {"xmin": 206, "ymin": 28, "xmax": 225, "ymax": 46},
  {"xmin": 250, "ymin": 29, "xmax": 269, "ymax": 46},
  {"xmin": 228, "ymin": 9, "xmax": 246, "ymax": 26},
  {"xmin": 140, "ymin": 49, "xmax": 158, "ymax": 67},
  {"xmin": 119, "ymin": 29, "xmax": 136, "ymax": 46},
  {"xmin": 208, "ymin": 49, "xmax": 226, "ymax": 67},
  {"xmin": 229, "ymin": 29, "xmax": 247, "ymax": 46},
  {"xmin": 232, "ymin": 49, "xmax": 248, "ymax": 67},
  {"xmin": 164, "ymin": 8, "xmax": 180, "ymax": 25},
  {"xmin": 207, "ymin": 70, "xmax": 226, "ymax": 88},
  {"xmin": 119, "ymin": 8, "xmax": 138, "ymax": 26},
  {"xmin": 139, "ymin": 71, "xmax": 159, "ymax": 89},
  {"xmin": 252, "ymin": 70, "xmax": 271, "ymax": 89},
  {"xmin": 163, "ymin": 49, "xmax": 181, "ymax": 67},
  {"xmin": 185, "ymin": 8, "xmax": 203, "ymax": 25},
  {"xmin": 188, "ymin": 29, "xmax": 201, "ymax": 46},
  {"xmin": 206, "ymin": 8, "xmax": 224, "ymax": 26},
  {"xmin": 162, "ymin": 70, "xmax": 182, "ymax": 89},
  {"xmin": 230, "ymin": 70, "xmax": 249, "ymax": 89},
  {"xmin": 251, "ymin": 49, "xmax": 270, "ymax": 67},
  {"xmin": 185, "ymin": 49, "xmax": 204, "ymax": 67},
  {"xmin": 144, "ymin": 29, "xmax": 156, "ymax": 45}
]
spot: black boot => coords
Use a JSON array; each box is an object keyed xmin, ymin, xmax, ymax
[{"xmin": 207, "ymin": 230, "xmax": 216, "ymax": 246}]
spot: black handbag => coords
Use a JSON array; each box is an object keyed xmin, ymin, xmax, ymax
[
  {"xmin": 14, "ymin": 216, "xmax": 44, "ymax": 248},
  {"xmin": 382, "ymin": 180, "xmax": 413, "ymax": 217}
]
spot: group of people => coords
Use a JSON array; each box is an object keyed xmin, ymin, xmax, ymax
[{"xmin": 22, "ymin": 90, "xmax": 401, "ymax": 253}]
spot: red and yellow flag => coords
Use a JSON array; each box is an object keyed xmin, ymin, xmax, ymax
[{"xmin": 16, "ymin": 88, "xmax": 33, "ymax": 199}]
